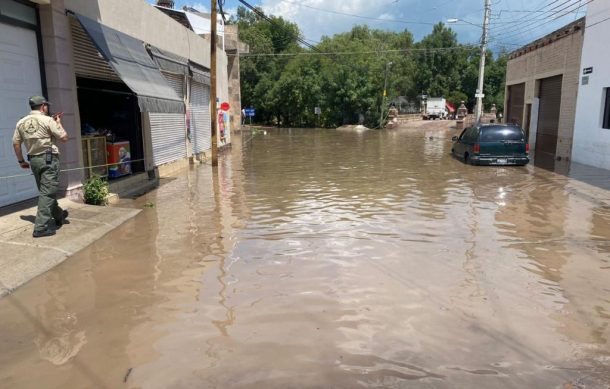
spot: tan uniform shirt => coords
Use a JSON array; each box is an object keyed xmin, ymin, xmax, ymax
[{"xmin": 12, "ymin": 111, "xmax": 67, "ymax": 156}]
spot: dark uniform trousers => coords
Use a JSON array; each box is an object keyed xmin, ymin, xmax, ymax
[{"xmin": 29, "ymin": 154, "xmax": 63, "ymax": 232}]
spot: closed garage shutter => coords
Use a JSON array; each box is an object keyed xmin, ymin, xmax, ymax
[
  {"xmin": 149, "ymin": 113, "xmax": 186, "ymax": 166},
  {"xmin": 536, "ymin": 75, "xmax": 562, "ymax": 162},
  {"xmin": 147, "ymin": 71, "xmax": 187, "ymax": 166},
  {"xmin": 190, "ymin": 81, "xmax": 211, "ymax": 154},
  {"xmin": 0, "ymin": 22, "xmax": 41, "ymax": 207},
  {"xmin": 506, "ymin": 83, "xmax": 525, "ymax": 127}
]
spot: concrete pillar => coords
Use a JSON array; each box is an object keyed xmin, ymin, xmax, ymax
[
  {"xmin": 39, "ymin": 0, "xmax": 83, "ymax": 199},
  {"xmin": 225, "ymin": 25, "xmax": 245, "ymax": 132},
  {"xmin": 228, "ymin": 53, "xmax": 241, "ymax": 131}
]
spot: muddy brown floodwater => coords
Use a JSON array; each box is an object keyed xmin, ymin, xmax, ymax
[{"xmin": 1, "ymin": 121, "xmax": 610, "ymax": 388}]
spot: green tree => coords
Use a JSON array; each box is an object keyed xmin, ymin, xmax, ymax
[{"xmin": 231, "ymin": 9, "xmax": 506, "ymax": 127}]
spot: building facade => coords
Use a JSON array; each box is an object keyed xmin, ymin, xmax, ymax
[
  {"xmin": 504, "ymin": 18, "xmax": 584, "ymax": 168},
  {"xmin": 0, "ymin": 0, "xmax": 232, "ymax": 208},
  {"xmin": 571, "ymin": 3, "xmax": 610, "ymax": 169}
]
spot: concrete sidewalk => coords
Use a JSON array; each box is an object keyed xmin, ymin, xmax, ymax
[{"xmin": 0, "ymin": 198, "xmax": 140, "ymax": 297}]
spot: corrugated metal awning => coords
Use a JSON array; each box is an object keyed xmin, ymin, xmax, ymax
[{"xmin": 73, "ymin": 13, "xmax": 184, "ymax": 114}]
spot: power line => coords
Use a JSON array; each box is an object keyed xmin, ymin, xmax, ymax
[
  {"xmin": 491, "ymin": 0, "xmax": 575, "ymax": 34},
  {"xmin": 491, "ymin": 0, "xmax": 581, "ymax": 35},
  {"xmin": 234, "ymin": 45, "xmax": 479, "ymax": 58},
  {"xmin": 573, "ymin": 0, "xmax": 584, "ymax": 20},
  {"xmin": 497, "ymin": 0, "xmax": 591, "ymax": 42},
  {"xmin": 493, "ymin": 0, "xmax": 567, "ymax": 18},
  {"xmin": 237, "ymin": 0, "xmax": 319, "ymax": 52},
  {"xmin": 587, "ymin": 15, "xmax": 610, "ymax": 28},
  {"xmin": 490, "ymin": 5, "xmax": 588, "ymax": 51},
  {"xmin": 489, "ymin": 0, "xmax": 589, "ymax": 47}
]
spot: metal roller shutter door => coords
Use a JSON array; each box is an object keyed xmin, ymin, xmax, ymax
[
  {"xmin": 149, "ymin": 113, "xmax": 186, "ymax": 166},
  {"xmin": 149, "ymin": 72, "xmax": 186, "ymax": 166},
  {"xmin": 162, "ymin": 72, "xmax": 185, "ymax": 99},
  {"xmin": 536, "ymin": 75, "xmax": 562, "ymax": 159},
  {"xmin": 190, "ymin": 81, "xmax": 211, "ymax": 154},
  {"xmin": 506, "ymin": 83, "xmax": 525, "ymax": 126},
  {"xmin": 70, "ymin": 19, "xmax": 120, "ymax": 82},
  {"xmin": 0, "ymin": 23, "xmax": 41, "ymax": 207}
]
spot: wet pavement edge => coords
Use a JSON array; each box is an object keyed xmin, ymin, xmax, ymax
[{"xmin": 0, "ymin": 198, "xmax": 140, "ymax": 297}]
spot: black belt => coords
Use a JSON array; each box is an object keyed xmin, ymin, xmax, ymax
[{"xmin": 27, "ymin": 154, "xmax": 58, "ymax": 161}]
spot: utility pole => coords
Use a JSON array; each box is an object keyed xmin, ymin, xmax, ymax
[
  {"xmin": 210, "ymin": 0, "xmax": 218, "ymax": 166},
  {"xmin": 379, "ymin": 61, "xmax": 392, "ymax": 129},
  {"xmin": 475, "ymin": 0, "xmax": 491, "ymax": 123}
]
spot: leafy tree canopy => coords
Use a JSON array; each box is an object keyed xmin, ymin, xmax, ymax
[{"xmin": 232, "ymin": 7, "xmax": 508, "ymax": 127}]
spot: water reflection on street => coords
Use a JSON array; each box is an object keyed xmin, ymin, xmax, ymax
[{"xmin": 0, "ymin": 122, "xmax": 609, "ymax": 388}]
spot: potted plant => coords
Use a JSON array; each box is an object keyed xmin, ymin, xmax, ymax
[{"xmin": 82, "ymin": 175, "xmax": 109, "ymax": 206}]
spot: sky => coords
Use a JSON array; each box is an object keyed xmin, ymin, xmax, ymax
[{"xmin": 150, "ymin": 0, "xmax": 589, "ymax": 51}]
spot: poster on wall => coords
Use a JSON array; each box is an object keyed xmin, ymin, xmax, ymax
[
  {"xmin": 219, "ymin": 102, "xmax": 230, "ymax": 144},
  {"xmin": 218, "ymin": 111, "xmax": 225, "ymax": 142}
]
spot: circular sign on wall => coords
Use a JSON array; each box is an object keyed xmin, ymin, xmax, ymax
[{"xmin": 220, "ymin": 102, "xmax": 230, "ymax": 111}]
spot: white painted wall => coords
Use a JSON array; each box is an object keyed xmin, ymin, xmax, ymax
[
  {"xmin": 572, "ymin": 2, "xmax": 610, "ymax": 168},
  {"xmin": 63, "ymin": 0, "xmax": 229, "ymax": 71}
]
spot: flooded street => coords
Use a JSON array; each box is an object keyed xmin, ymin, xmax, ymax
[{"xmin": 1, "ymin": 121, "xmax": 609, "ymax": 388}]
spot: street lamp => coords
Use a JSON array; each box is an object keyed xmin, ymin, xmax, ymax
[
  {"xmin": 447, "ymin": 18, "xmax": 482, "ymax": 28},
  {"xmin": 379, "ymin": 61, "xmax": 393, "ymax": 129},
  {"xmin": 448, "ymin": 0, "xmax": 491, "ymax": 123}
]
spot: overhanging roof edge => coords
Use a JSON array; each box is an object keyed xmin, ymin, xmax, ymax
[{"xmin": 71, "ymin": 12, "xmax": 184, "ymax": 113}]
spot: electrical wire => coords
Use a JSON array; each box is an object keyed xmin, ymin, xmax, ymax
[
  {"xmin": 234, "ymin": 45, "xmax": 479, "ymax": 58},
  {"xmin": 490, "ymin": 0, "xmax": 582, "ymax": 35},
  {"xmin": 573, "ymin": 0, "xmax": 584, "ymax": 20},
  {"xmin": 587, "ymin": 15, "xmax": 610, "ymax": 28},
  {"xmin": 490, "ymin": 0, "xmax": 574, "ymax": 36},
  {"xmin": 218, "ymin": 0, "xmax": 227, "ymax": 23},
  {"xmin": 237, "ymin": 0, "xmax": 319, "ymax": 52},
  {"xmin": 496, "ymin": 0, "xmax": 591, "ymax": 43}
]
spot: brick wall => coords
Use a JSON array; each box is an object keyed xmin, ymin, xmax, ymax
[{"xmin": 505, "ymin": 27, "xmax": 584, "ymax": 161}]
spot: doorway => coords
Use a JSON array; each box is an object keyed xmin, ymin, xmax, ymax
[{"xmin": 76, "ymin": 78, "xmax": 144, "ymax": 176}]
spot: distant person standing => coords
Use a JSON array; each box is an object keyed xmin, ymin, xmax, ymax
[
  {"xmin": 241, "ymin": 108, "xmax": 246, "ymax": 125},
  {"xmin": 12, "ymin": 96, "xmax": 69, "ymax": 238}
]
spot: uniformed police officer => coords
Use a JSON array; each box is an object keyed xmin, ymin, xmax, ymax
[{"xmin": 12, "ymin": 96, "xmax": 69, "ymax": 238}]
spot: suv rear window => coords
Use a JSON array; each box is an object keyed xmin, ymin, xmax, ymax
[{"xmin": 480, "ymin": 126, "xmax": 524, "ymax": 142}]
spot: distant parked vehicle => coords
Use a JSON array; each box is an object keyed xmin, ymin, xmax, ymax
[
  {"xmin": 451, "ymin": 124, "xmax": 529, "ymax": 166},
  {"xmin": 423, "ymin": 97, "xmax": 448, "ymax": 120}
]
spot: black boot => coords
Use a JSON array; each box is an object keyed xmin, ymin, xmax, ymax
[{"xmin": 33, "ymin": 229, "xmax": 56, "ymax": 238}]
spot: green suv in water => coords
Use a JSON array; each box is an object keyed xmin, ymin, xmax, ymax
[{"xmin": 451, "ymin": 124, "xmax": 529, "ymax": 166}]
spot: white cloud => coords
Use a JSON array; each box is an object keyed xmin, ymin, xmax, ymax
[
  {"xmin": 251, "ymin": 0, "xmax": 587, "ymax": 50},
  {"xmin": 220, "ymin": 6, "xmax": 238, "ymax": 20},
  {"xmin": 258, "ymin": 0, "xmax": 477, "ymax": 43},
  {"xmin": 183, "ymin": 2, "xmax": 209, "ymax": 12}
]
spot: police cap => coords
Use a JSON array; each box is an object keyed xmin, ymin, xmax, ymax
[{"xmin": 29, "ymin": 95, "xmax": 50, "ymax": 108}]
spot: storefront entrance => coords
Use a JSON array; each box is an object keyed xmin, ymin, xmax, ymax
[{"xmin": 77, "ymin": 78, "xmax": 144, "ymax": 178}]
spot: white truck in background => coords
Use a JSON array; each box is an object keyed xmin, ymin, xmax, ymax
[{"xmin": 423, "ymin": 97, "xmax": 448, "ymax": 120}]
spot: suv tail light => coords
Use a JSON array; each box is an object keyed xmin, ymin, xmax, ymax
[
  {"xmin": 526, "ymin": 143, "xmax": 530, "ymax": 153},
  {"xmin": 473, "ymin": 143, "xmax": 480, "ymax": 154}
]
